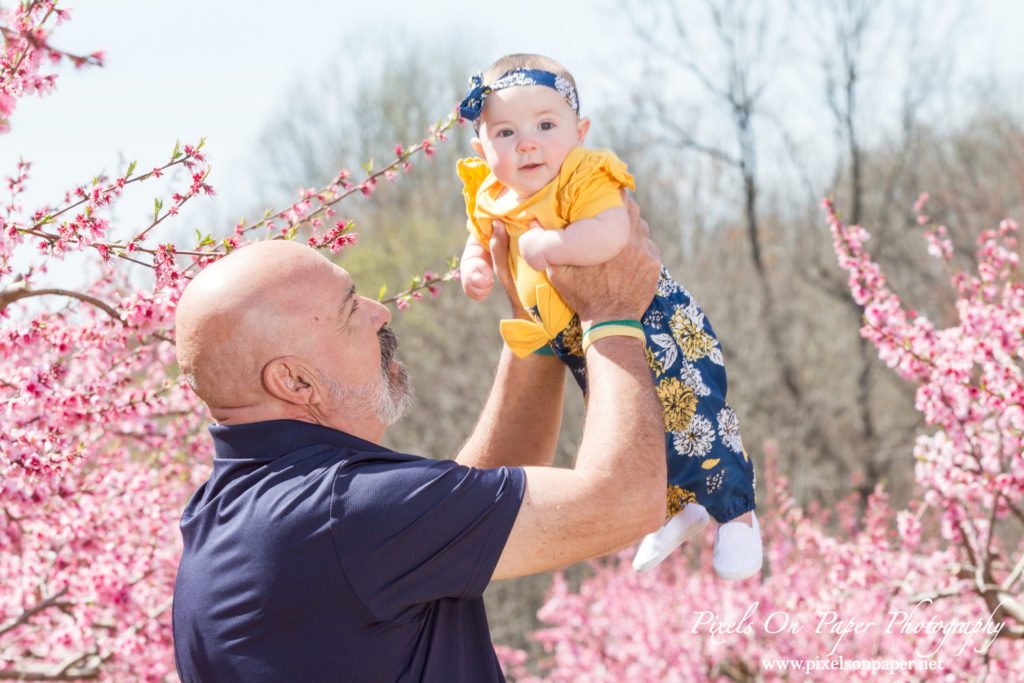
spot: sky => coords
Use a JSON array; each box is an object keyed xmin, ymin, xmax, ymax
[
  {"xmin": 4, "ymin": 0, "xmax": 620, "ymax": 221},
  {"xmin": 5, "ymin": 0, "xmax": 1024, "ymax": 230}
]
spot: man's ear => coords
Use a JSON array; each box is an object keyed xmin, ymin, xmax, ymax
[
  {"xmin": 262, "ymin": 357, "xmax": 316, "ymax": 406},
  {"xmin": 576, "ymin": 117, "xmax": 591, "ymax": 145},
  {"xmin": 471, "ymin": 137, "xmax": 485, "ymax": 158}
]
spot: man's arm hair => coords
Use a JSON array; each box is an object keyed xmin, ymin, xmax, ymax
[
  {"xmin": 491, "ymin": 333, "xmax": 666, "ymax": 579},
  {"xmin": 454, "ymin": 346, "xmax": 565, "ymax": 469}
]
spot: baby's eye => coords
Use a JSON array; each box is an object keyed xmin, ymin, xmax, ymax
[
  {"xmin": 496, "ymin": 128, "xmax": 514, "ymax": 138},
  {"xmin": 539, "ymin": 121, "xmax": 555, "ymax": 130}
]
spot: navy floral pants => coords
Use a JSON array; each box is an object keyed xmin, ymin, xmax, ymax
[{"xmin": 542, "ymin": 267, "xmax": 756, "ymax": 523}]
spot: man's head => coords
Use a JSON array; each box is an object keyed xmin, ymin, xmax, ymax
[{"xmin": 175, "ymin": 240, "xmax": 412, "ymax": 442}]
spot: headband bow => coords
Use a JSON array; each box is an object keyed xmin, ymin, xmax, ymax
[{"xmin": 458, "ymin": 68, "xmax": 579, "ymax": 123}]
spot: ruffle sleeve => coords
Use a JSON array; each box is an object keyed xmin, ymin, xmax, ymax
[
  {"xmin": 456, "ymin": 157, "xmax": 494, "ymax": 244},
  {"xmin": 558, "ymin": 149, "xmax": 637, "ymax": 224}
]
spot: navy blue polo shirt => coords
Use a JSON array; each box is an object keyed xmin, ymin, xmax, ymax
[{"xmin": 172, "ymin": 419, "xmax": 525, "ymax": 682}]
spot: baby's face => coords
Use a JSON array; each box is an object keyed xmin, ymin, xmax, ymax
[{"xmin": 473, "ymin": 85, "xmax": 588, "ymax": 198}]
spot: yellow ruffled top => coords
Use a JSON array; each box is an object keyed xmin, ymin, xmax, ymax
[{"xmin": 457, "ymin": 146, "xmax": 636, "ymax": 357}]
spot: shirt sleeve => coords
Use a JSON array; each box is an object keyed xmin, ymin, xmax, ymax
[
  {"xmin": 329, "ymin": 458, "xmax": 525, "ymax": 623},
  {"xmin": 559, "ymin": 149, "xmax": 637, "ymax": 224},
  {"xmin": 457, "ymin": 156, "xmax": 495, "ymax": 247}
]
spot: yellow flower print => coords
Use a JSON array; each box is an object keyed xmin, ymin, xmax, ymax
[
  {"xmin": 666, "ymin": 485, "xmax": 697, "ymax": 519},
  {"xmin": 656, "ymin": 377, "xmax": 697, "ymax": 432},
  {"xmin": 561, "ymin": 317, "xmax": 583, "ymax": 356},
  {"xmin": 645, "ymin": 345, "xmax": 664, "ymax": 375},
  {"xmin": 669, "ymin": 308, "xmax": 715, "ymax": 361}
]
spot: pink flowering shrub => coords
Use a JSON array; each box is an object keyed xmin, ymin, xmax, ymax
[
  {"xmin": 502, "ymin": 200, "xmax": 1024, "ymax": 681},
  {"xmin": 1, "ymin": 3, "xmax": 455, "ymax": 679}
]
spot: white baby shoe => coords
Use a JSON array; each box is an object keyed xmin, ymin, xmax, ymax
[
  {"xmin": 713, "ymin": 511, "xmax": 763, "ymax": 580},
  {"xmin": 632, "ymin": 503, "xmax": 710, "ymax": 572}
]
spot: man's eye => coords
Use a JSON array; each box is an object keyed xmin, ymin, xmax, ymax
[{"xmin": 351, "ymin": 297, "xmax": 359, "ymax": 313}]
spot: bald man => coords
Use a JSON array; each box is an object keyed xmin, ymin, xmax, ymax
[{"xmin": 172, "ymin": 202, "xmax": 666, "ymax": 682}]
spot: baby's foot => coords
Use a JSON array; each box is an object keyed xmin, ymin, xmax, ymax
[
  {"xmin": 632, "ymin": 503, "xmax": 710, "ymax": 572},
  {"xmin": 713, "ymin": 511, "xmax": 763, "ymax": 580}
]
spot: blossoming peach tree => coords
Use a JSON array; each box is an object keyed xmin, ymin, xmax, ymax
[
  {"xmin": 1, "ymin": 2, "xmax": 455, "ymax": 679},
  {"xmin": 497, "ymin": 201, "xmax": 1023, "ymax": 681}
]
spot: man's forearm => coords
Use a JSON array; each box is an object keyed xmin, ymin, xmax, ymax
[
  {"xmin": 489, "ymin": 334, "xmax": 666, "ymax": 580},
  {"xmin": 455, "ymin": 344, "xmax": 566, "ymax": 469},
  {"xmin": 573, "ymin": 335, "xmax": 666, "ymax": 534}
]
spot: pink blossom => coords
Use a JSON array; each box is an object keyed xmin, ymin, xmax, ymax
[{"xmin": 0, "ymin": 92, "xmax": 16, "ymax": 117}]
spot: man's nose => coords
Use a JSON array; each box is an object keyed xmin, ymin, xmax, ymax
[{"xmin": 365, "ymin": 296, "xmax": 392, "ymax": 328}]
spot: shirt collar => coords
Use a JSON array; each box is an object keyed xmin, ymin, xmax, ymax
[{"xmin": 208, "ymin": 419, "xmax": 387, "ymax": 461}]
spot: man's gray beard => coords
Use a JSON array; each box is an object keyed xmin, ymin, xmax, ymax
[
  {"xmin": 370, "ymin": 324, "xmax": 413, "ymax": 425},
  {"xmin": 371, "ymin": 359, "xmax": 413, "ymax": 426},
  {"xmin": 317, "ymin": 366, "xmax": 413, "ymax": 426},
  {"xmin": 317, "ymin": 326, "xmax": 413, "ymax": 426}
]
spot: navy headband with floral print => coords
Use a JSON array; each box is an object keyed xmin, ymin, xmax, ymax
[{"xmin": 458, "ymin": 68, "xmax": 580, "ymax": 122}]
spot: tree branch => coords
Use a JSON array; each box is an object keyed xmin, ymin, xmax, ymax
[
  {"xmin": 0, "ymin": 284, "xmax": 173, "ymax": 343},
  {"xmin": 1003, "ymin": 550, "xmax": 1024, "ymax": 592},
  {"xmin": 0, "ymin": 285, "xmax": 120, "ymax": 319},
  {"xmin": 0, "ymin": 586, "xmax": 70, "ymax": 637},
  {"xmin": 0, "ymin": 659, "xmax": 99, "ymax": 681}
]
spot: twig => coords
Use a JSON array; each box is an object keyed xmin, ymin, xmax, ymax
[{"xmin": 1002, "ymin": 551, "xmax": 1024, "ymax": 592}]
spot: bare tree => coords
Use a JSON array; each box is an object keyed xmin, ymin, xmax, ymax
[
  {"xmin": 625, "ymin": 0, "xmax": 804, "ymax": 409},
  {"xmin": 812, "ymin": 0, "xmax": 888, "ymax": 491},
  {"xmin": 791, "ymin": 0, "xmax": 968, "ymax": 497}
]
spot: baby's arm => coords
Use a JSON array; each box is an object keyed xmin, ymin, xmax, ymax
[
  {"xmin": 518, "ymin": 206, "xmax": 630, "ymax": 271},
  {"xmin": 460, "ymin": 233, "xmax": 494, "ymax": 301}
]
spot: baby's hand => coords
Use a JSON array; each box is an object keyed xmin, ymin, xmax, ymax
[
  {"xmin": 460, "ymin": 257, "xmax": 494, "ymax": 301},
  {"xmin": 518, "ymin": 223, "xmax": 553, "ymax": 271}
]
